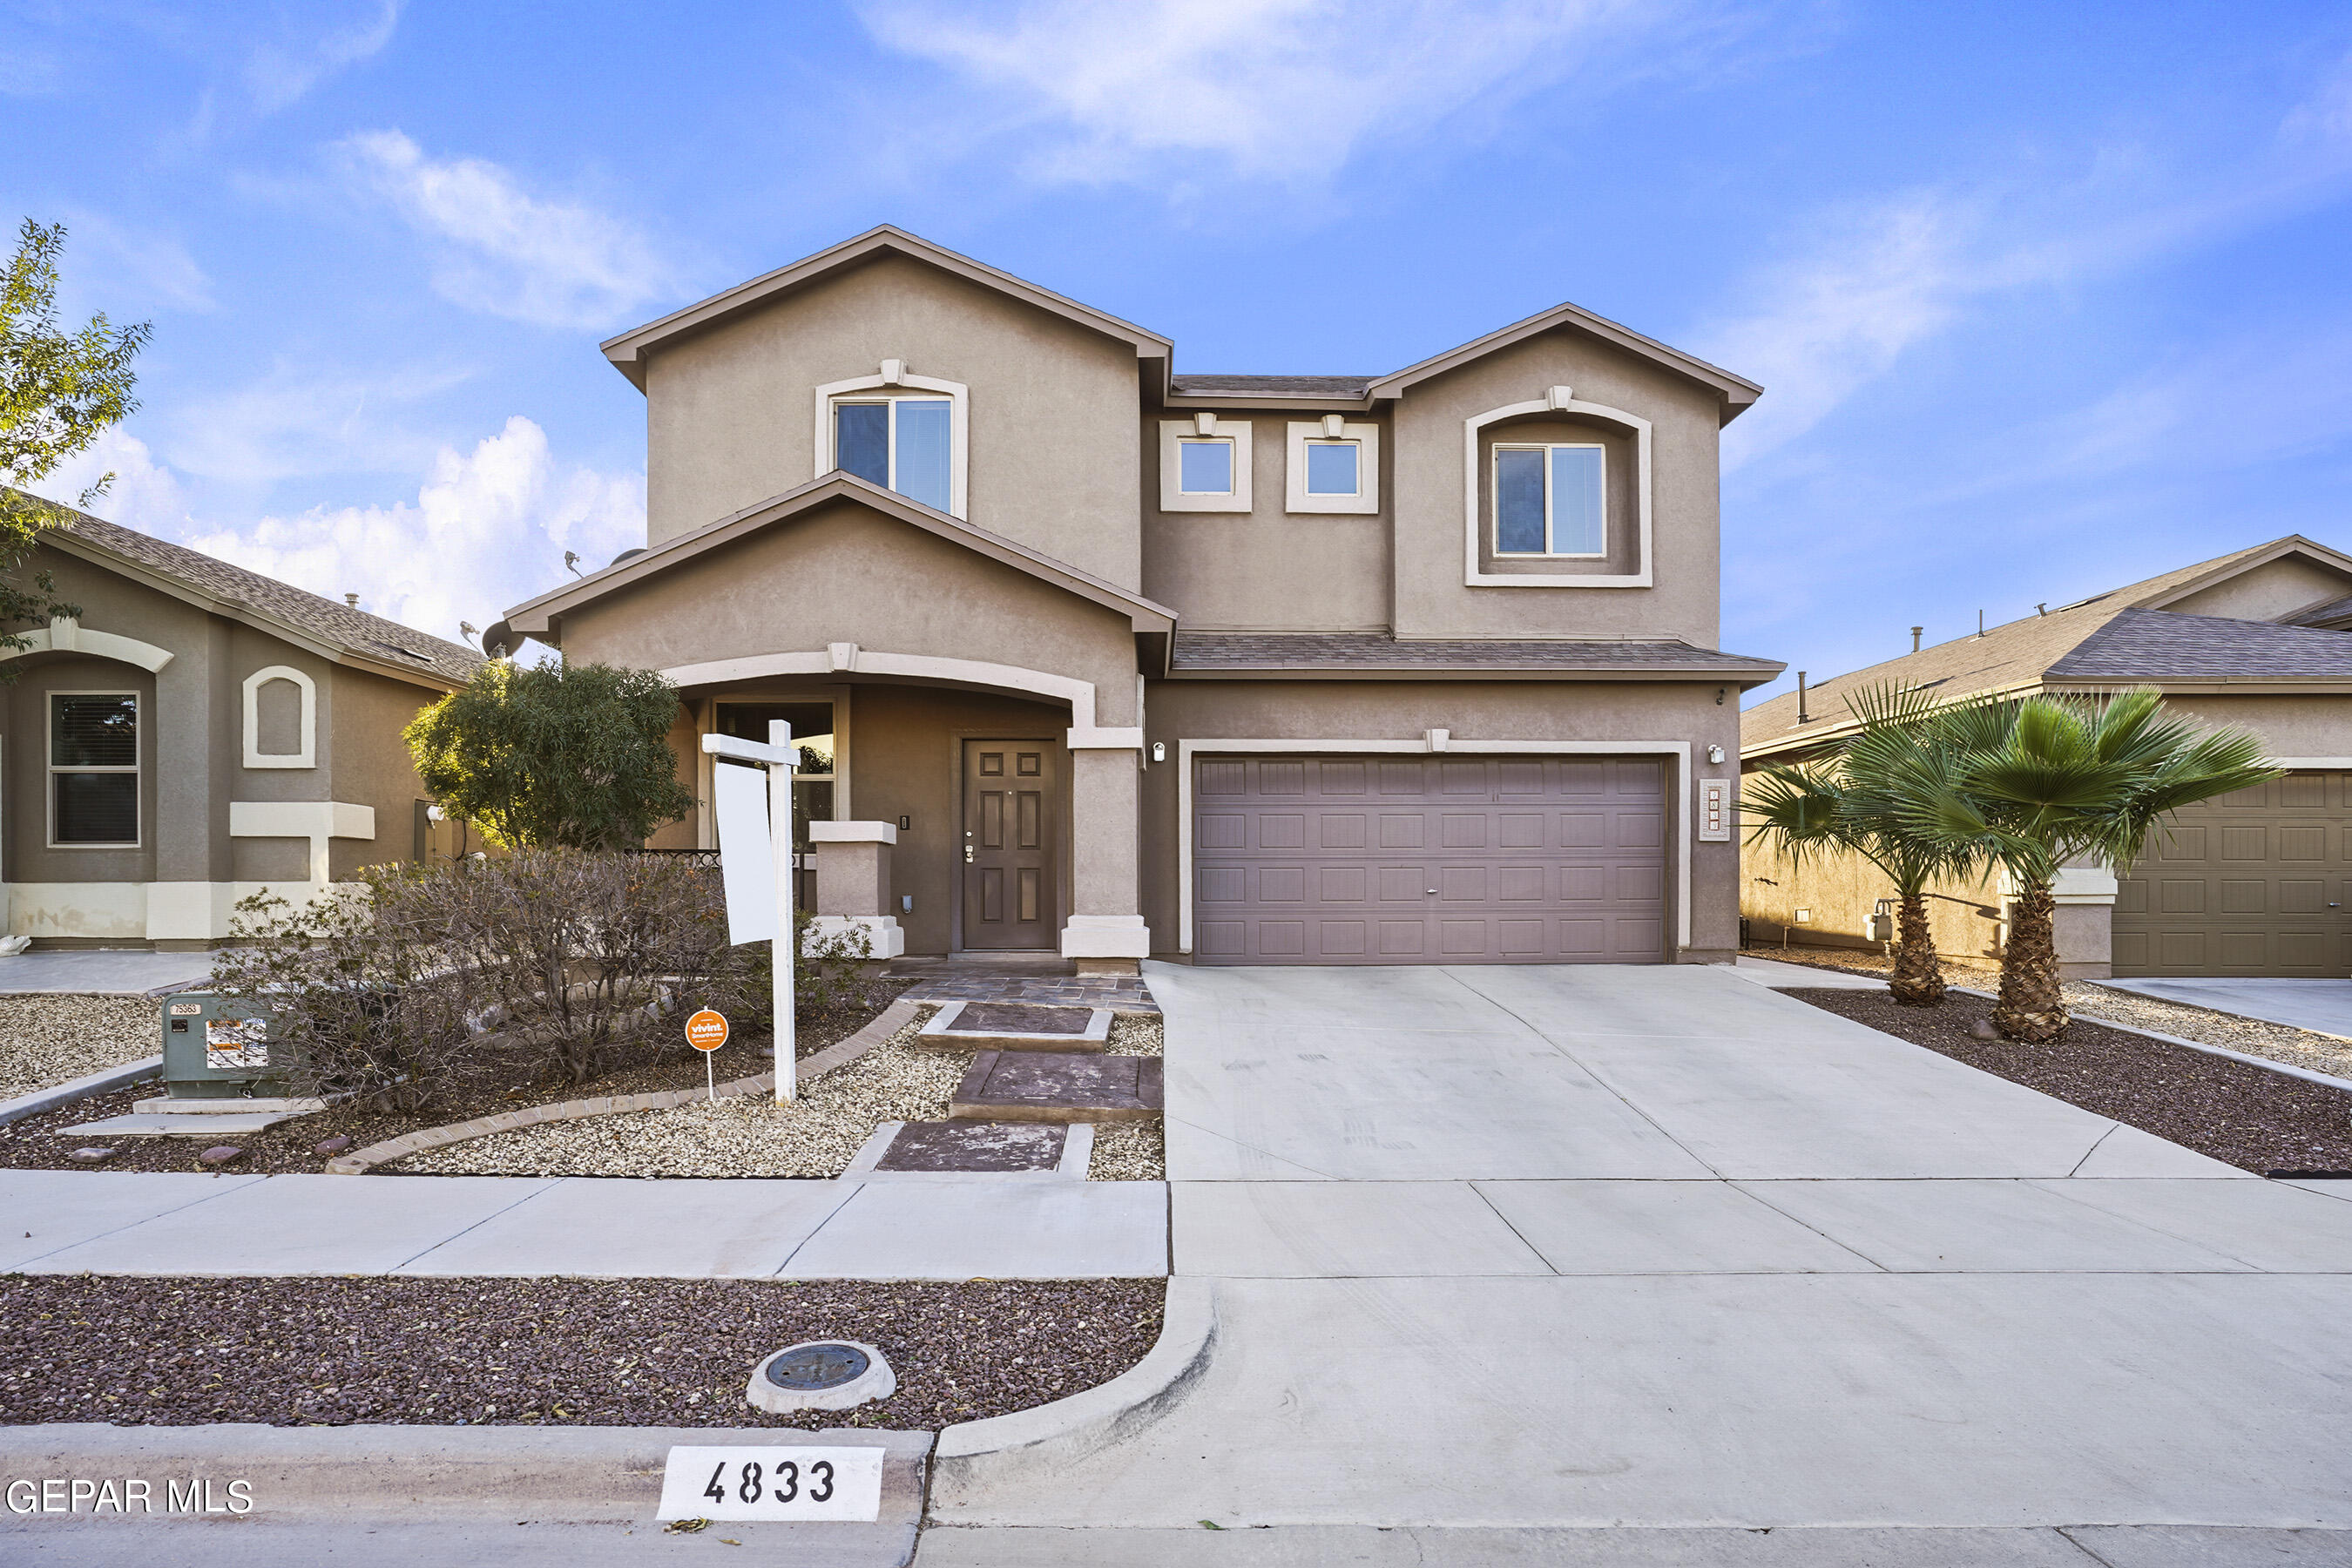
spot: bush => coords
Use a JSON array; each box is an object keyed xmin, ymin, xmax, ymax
[{"xmin": 213, "ymin": 851, "xmax": 754, "ymax": 1112}]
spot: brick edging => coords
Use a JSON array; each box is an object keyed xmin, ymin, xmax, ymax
[{"xmin": 326, "ymin": 997, "xmax": 927, "ymax": 1174}]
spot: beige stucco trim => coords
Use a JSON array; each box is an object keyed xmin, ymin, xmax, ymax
[
  {"xmin": 1283, "ymin": 420, "xmax": 1380, "ymax": 514},
  {"xmin": 2266, "ymin": 757, "xmax": 2352, "ymax": 768},
  {"xmin": 813, "ymin": 365, "xmax": 970, "ymax": 519},
  {"xmin": 240, "ymin": 665, "xmax": 317, "ymax": 769},
  {"xmin": 229, "ymin": 800, "xmax": 376, "ymax": 885},
  {"xmin": 1158, "ymin": 418, "xmax": 1253, "ymax": 512},
  {"xmin": 6, "ymin": 880, "xmax": 336, "ymax": 943},
  {"xmin": 0, "ymin": 616, "xmax": 174, "ymax": 673},
  {"xmin": 661, "ymin": 646, "xmax": 1135, "ymax": 745},
  {"xmin": 1174, "ymin": 737, "xmax": 1693, "ymax": 958},
  {"xmin": 809, "ymin": 820, "xmax": 898, "ymax": 844},
  {"xmin": 1463, "ymin": 392, "xmax": 1652, "ymax": 588}
]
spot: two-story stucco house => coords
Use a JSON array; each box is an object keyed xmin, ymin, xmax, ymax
[
  {"xmin": 490, "ymin": 226, "xmax": 1781, "ymax": 970},
  {"xmin": 3, "ymin": 502, "xmax": 482, "ymax": 948}
]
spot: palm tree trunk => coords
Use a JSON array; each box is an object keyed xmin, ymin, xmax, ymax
[
  {"xmin": 1994, "ymin": 880, "xmax": 2068, "ymax": 1041},
  {"xmin": 1887, "ymin": 890, "xmax": 1945, "ymax": 1006}
]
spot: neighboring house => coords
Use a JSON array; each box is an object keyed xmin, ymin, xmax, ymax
[
  {"xmin": 1, "ymin": 500, "xmax": 482, "ymax": 949},
  {"xmin": 489, "ymin": 226, "xmax": 1781, "ymax": 970},
  {"xmin": 1741, "ymin": 537, "xmax": 2352, "ymax": 980}
]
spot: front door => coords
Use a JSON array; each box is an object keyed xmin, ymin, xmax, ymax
[{"xmin": 962, "ymin": 740, "xmax": 1058, "ymax": 950}]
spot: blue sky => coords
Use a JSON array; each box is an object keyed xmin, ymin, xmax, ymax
[{"xmin": 8, "ymin": 1, "xmax": 2351, "ymax": 700}]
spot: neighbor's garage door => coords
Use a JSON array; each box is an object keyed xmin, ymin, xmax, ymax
[
  {"xmin": 1192, "ymin": 754, "xmax": 1667, "ymax": 965},
  {"xmin": 2113, "ymin": 771, "xmax": 2352, "ymax": 977}
]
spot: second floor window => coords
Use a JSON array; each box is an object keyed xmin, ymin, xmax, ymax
[
  {"xmin": 51, "ymin": 692, "xmax": 139, "ymax": 846},
  {"xmin": 1494, "ymin": 443, "xmax": 1605, "ymax": 557},
  {"xmin": 835, "ymin": 396, "xmax": 952, "ymax": 512},
  {"xmin": 1304, "ymin": 439, "xmax": 1359, "ymax": 497},
  {"xmin": 1178, "ymin": 436, "xmax": 1236, "ymax": 495}
]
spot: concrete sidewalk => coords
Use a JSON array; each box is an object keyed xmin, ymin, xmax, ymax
[
  {"xmin": 2098, "ymin": 974, "xmax": 2352, "ymax": 1038},
  {"xmin": 0, "ymin": 950, "xmax": 213, "ymax": 996},
  {"xmin": 925, "ymin": 962, "xmax": 2352, "ymax": 1555},
  {"xmin": 2, "ymin": 1169, "xmax": 1166, "ymax": 1280}
]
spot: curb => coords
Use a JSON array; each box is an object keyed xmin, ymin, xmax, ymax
[
  {"xmin": 327, "ymin": 998, "xmax": 926, "ymax": 1174},
  {"xmin": 925, "ymin": 1275, "xmax": 1214, "ymax": 1524},
  {"xmin": 0, "ymin": 1422, "xmax": 931, "ymax": 1546},
  {"xmin": 0, "ymin": 1056, "xmax": 163, "ymax": 1129},
  {"xmin": 1950, "ymin": 986, "xmax": 2352, "ymax": 1098}
]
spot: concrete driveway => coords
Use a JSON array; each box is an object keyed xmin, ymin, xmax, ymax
[
  {"xmin": 2099, "ymin": 975, "xmax": 2352, "ymax": 1040},
  {"xmin": 921, "ymin": 962, "xmax": 2352, "ymax": 1565}
]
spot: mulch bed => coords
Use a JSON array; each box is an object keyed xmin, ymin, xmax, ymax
[
  {"xmin": 0, "ymin": 989, "xmax": 903, "ymax": 1176},
  {"xmin": 0, "ymin": 1275, "xmax": 1165, "ymax": 1429},
  {"xmin": 1791, "ymin": 987, "xmax": 2352, "ymax": 1175}
]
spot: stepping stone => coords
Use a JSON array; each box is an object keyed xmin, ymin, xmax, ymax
[
  {"xmin": 132, "ymin": 1096, "xmax": 323, "ymax": 1115},
  {"xmin": 916, "ymin": 1001, "xmax": 1110, "ymax": 1053},
  {"xmin": 875, "ymin": 1120, "xmax": 1067, "ymax": 1173},
  {"xmin": 57, "ymin": 1112, "xmax": 301, "ymax": 1139},
  {"xmin": 950, "ymin": 1050, "xmax": 1162, "ymax": 1125}
]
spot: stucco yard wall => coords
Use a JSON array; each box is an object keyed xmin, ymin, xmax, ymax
[{"xmin": 1141, "ymin": 678, "xmax": 1746, "ymax": 963}]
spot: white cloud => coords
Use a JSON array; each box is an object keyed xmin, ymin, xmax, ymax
[
  {"xmin": 335, "ymin": 130, "xmax": 674, "ymax": 328},
  {"xmin": 244, "ymin": 0, "xmax": 401, "ymax": 112},
  {"xmin": 35, "ymin": 419, "xmax": 643, "ymax": 650},
  {"xmin": 860, "ymin": 0, "xmax": 1768, "ymax": 186}
]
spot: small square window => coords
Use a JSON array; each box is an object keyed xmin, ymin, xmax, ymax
[
  {"xmin": 1304, "ymin": 441, "xmax": 1359, "ymax": 496},
  {"xmin": 1179, "ymin": 438, "xmax": 1234, "ymax": 495}
]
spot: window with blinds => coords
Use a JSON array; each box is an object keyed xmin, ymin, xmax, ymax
[{"xmin": 51, "ymin": 693, "xmax": 139, "ymax": 845}]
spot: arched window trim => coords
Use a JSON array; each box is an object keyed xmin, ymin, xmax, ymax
[
  {"xmin": 1462, "ymin": 387, "xmax": 1652, "ymax": 588},
  {"xmin": 241, "ymin": 664, "xmax": 317, "ymax": 769},
  {"xmin": 814, "ymin": 362, "xmax": 970, "ymax": 518}
]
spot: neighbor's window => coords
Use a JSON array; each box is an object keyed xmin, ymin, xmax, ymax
[
  {"xmin": 1178, "ymin": 437, "xmax": 1236, "ymax": 495},
  {"xmin": 51, "ymin": 693, "xmax": 139, "ymax": 846},
  {"xmin": 835, "ymin": 396, "xmax": 952, "ymax": 512},
  {"xmin": 1494, "ymin": 443, "xmax": 1605, "ymax": 556},
  {"xmin": 1304, "ymin": 440, "xmax": 1360, "ymax": 497}
]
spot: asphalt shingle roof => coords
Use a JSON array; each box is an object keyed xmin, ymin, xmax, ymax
[
  {"xmin": 1167, "ymin": 375, "xmax": 1373, "ymax": 397},
  {"xmin": 2048, "ymin": 608, "xmax": 2352, "ymax": 682},
  {"xmin": 32, "ymin": 502, "xmax": 483, "ymax": 686},
  {"xmin": 1173, "ymin": 631, "xmax": 1781, "ymax": 675}
]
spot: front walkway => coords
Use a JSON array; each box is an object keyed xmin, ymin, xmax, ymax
[
  {"xmin": 0, "ymin": 949, "xmax": 213, "ymax": 996},
  {"xmin": 921, "ymin": 962, "xmax": 2352, "ymax": 1562},
  {"xmin": 2100, "ymin": 974, "xmax": 2352, "ymax": 1039},
  {"xmin": 1, "ymin": 1170, "xmax": 1165, "ymax": 1280}
]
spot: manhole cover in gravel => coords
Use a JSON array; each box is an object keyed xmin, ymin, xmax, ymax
[{"xmin": 762, "ymin": 1342, "xmax": 872, "ymax": 1392}]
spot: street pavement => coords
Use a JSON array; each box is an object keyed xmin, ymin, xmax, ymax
[
  {"xmin": 920, "ymin": 961, "xmax": 2352, "ymax": 1563},
  {"xmin": 2098, "ymin": 974, "xmax": 2352, "ymax": 1040}
]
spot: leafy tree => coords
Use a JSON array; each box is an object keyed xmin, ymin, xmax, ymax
[
  {"xmin": 1745, "ymin": 683, "xmax": 1990, "ymax": 1005},
  {"xmin": 1905, "ymin": 688, "xmax": 2276, "ymax": 1041},
  {"xmin": 0, "ymin": 219, "xmax": 151, "ymax": 661},
  {"xmin": 405, "ymin": 659, "xmax": 696, "ymax": 850}
]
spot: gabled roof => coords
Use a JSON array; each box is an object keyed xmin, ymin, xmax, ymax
[
  {"xmin": 17, "ymin": 497, "xmax": 480, "ymax": 688},
  {"xmin": 1172, "ymin": 631, "xmax": 1782, "ymax": 684},
  {"xmin": 2048, "ymin": 608, "xmax": 2352, "ymax": 684},
  {"xmin": 1365, "ymin": 299, "xmax": 1763, "ymax": 424},
  {"xmin": 600, "ymin": 226, "xmax": 1174, "ymax": 390},
  {"xmin": 496, "ymin": 471, "xmax": 1177, "ymax": 646},
  {"xmin": 1741, "ymin": 537, "xmax": 2352, "ymax": 760}
]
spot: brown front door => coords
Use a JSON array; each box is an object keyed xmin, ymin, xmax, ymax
[{"xmin": 962, "ymin": 740, "xmax": 1058, "ymax": 950}]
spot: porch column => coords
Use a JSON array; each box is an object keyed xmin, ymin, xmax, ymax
[
  {"xmin": 1061, "ymin": 741, "xmax": 1150, "ymax": 971},
  {"xmin": 808, "ymin": 821, "xmax": 905, "ymax": 960}
]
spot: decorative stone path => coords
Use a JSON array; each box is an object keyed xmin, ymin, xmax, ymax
[
  {"xmin": 916, "ymin": 1001, "xmax": 1111, "ymax": 1052},
  {"xmin": 877, "ymin": 1120, "xmax": 1067, "ymax": 1173},
  {"xmin": 950, "ymin": 1051, "xmax": 1164, "ymax": 1125},
  {"xmin": 896, "ymin": 973, "xmax": 1159, "ymax": 1015}
]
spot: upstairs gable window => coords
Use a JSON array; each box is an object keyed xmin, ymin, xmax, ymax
[
  {"xmin": 834, "ymin": 395, "xmax": 952, "ymax": 513},
  {"xmin": 1494, "ymin": 443, "xmax": 1605, "ymax": 557}
]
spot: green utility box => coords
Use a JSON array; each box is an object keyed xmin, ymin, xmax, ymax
[{"xmin": 160, "ymin": 994, "xmax": 288, "ymax": 1099}]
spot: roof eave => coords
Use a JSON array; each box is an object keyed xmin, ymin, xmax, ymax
[
  {"xmin": 1365, "ymin": 299, "xmax": 1763, "ymax": 419},
  {"xmin": 1170, "ymin": 662, "xmax": 1783, "ymax": 685}
]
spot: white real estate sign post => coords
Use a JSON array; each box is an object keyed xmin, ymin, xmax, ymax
[{"xmin": 703, "ymin": 720, "xmax": 801, "ymax": 1102}]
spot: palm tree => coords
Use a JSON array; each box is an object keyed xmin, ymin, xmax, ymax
[
  {"xmin": 1905, "ymin": 688, "xmax": 2277, "ymax": 1042},
  {"xmin": 1743, "ymin": 683, "xmax": 1986, "ymax": 1006}
]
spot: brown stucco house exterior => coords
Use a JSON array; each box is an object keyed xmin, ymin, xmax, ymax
[
  {"xmin": 1742, "ymin": 537, "xmax": 2352, "ymax": 980},
  {"xmin": 1, "ymin": 502, "xmax": 481, "ymax": 949},
  {"xmin": 490, "ymin": 226, "xmax": 1781, "ymax": 970}
]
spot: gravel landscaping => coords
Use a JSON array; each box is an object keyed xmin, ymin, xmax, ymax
[
  {"xmin": 1747, "ymin": 944, "xmax": 2352, "ymax": 1083},
  {"xmin": 398, "ymin": 1009, "xmax": 1170, "ymax": 1179},
  {"xmin": 0, "ymin": 996, "xmax": 159, "ymax": 1099},
  {"xmin": 1791, "ymin": 985, "xmax": 2352, "ymax": 1174},
  {"xmin": 0, "ymin": 1274, "xmax": 1166, "ymax": 1429},
  {"xmin": 0, "ymin": 991, "xmax": 902, "ymax": 1174}
]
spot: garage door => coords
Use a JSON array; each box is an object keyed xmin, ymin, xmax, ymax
[
  {"xmin": 2113, "ymin": 771, "xmax": 2352, "ymax": 977},
  {"xmin": 1192, "ymin": 754, "xmax": 1667, "ymax": 965}
]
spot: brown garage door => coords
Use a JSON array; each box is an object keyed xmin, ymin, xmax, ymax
[
  {"xmin": 2113, "ymin": 771, "xmax": 2352, "ymax": 977},
  {"xmin": 1192, "ymin": 754, "xmax": 1667, "ymax": 965}
]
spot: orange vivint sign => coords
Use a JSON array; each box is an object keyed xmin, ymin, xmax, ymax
[{"xmin": 686, "ymin": 1010, "xmax": 729, "ymax": 1052}]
